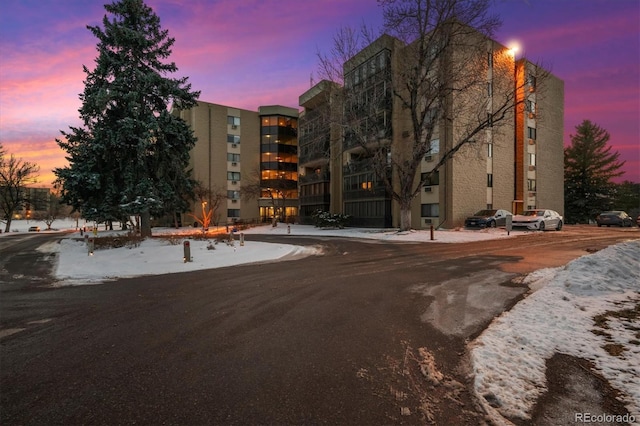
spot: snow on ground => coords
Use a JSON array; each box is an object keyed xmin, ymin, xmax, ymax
[
  {"xmin": 470, "ymin": 240, "xmax": 640, "ymax": 423},
  {"xmin": 4, "ymin": 218, "xmax": 640, "ymax": 422},
  {"xmin": 3, "ymin": 219, "xmax": 518, "ymax": 286}
]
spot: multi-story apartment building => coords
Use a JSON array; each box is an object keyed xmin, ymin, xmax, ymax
[
  {"xmin": 173, "ymin": 101, "xmax": 298, "ymax": 225},
  {"xmin": 4, "ymin": 186, "xmax": 52, "ymax": 220},
  {"xmin": 298, "ymin": 32, "xmax": 564, "ymax": 229}
]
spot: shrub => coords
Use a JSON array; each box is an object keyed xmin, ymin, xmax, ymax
[{"xmin": 311, "ymin": 210, "xmax": 351, "ymax": 229}]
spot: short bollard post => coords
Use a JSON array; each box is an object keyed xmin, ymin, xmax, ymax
[
  {"xmin": 430, "ymin": 225, "xmax": 434, "ymax": 241},
  {"xmin": 287, "ymin": 225, "xmax": 291, "ymax": 234},
  {"xmin": 88, "ymin": 238, "xmax": 94, "ymax": 256},
  {"xmin": 240, "ymin": 233, "xmax": 244, "ymax": 246},
  {"xmin": 183, "ymin": 240, "xmax": 191, "ymax": 262}
]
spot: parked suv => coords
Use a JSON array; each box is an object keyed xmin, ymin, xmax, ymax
[{"xmin": 464, "ymin": 209, "xmax": 511, "ymax": 228}]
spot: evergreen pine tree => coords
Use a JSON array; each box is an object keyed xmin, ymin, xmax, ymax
[
  {"xmin": 54, "ymin": 0, "xmax": 199, "ymax": 237},
  {"xmin": 564, "ymin": 120, "xmax": 625, "ymax": 223}
]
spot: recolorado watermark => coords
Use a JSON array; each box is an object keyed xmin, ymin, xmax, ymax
[{"xmin": 575, "ymin": 412, "xmax": 635, "ymax": 423}]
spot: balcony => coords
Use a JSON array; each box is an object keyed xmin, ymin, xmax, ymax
[
  {"xmin": 300, "ymin": 194, "xmax": 331, "ymax": 206},
  {"xmin": 299, "ymin": 171, "xmax": 330, "ymax": 184}
]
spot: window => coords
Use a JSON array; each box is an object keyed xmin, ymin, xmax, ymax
[
  {"xmin": 487, "ymin": 112, "xmax": 493, "ymax": 127},
  {"xmin": 227, "ymin": 209, "xmax": 240, "ymax": 218},
  {"xmin": 487, "ymin": 51, "xmax": 493, "ymax": 68},
  {"xmin": 487, "ymin": 143, "xmax": 493, "ymax": 158},
  {"xmin": 487, "ymin": 173, "xmax": 493, "ymax": 188},
  {"xmin": 487, "ymin": 82, "xmax": 493, "ymax": 97},
  {"xmin": 227, "ymin": 153, "xmax": 240, "ymax": 162},
  {"xmin": 529, "ymin": 153, "xmax": 536, "ymax": 166},
  {"xmin": 227, "ymin": 134, "xmax": 240, "ymax": 144},
  {"xmin": 429, "ymin": 139, "xmax": 440, "ymax": 154},
  {"xmin": 526, "ymin": 100, "xmax": 536, "ymax": 113},
  {"xmin": 527, "ymin": 179, "xmax": 536, "ymax": 191},
  {"xmin": 421, "ymin": 171, "xmax": 439, "ymax": 186},
  {"xmin": 227, "ymin": 172, "xmax": 241, "ymax": 181},
  {"xmin": 527, "ymin": 126, "xmax": 537, "ymax": 140},
  {"xmin": 421, "ymin": 203, "xmax": 439, "ymax": 217},
  {"xmin": 227, "ymin": 190, "xmax": 240, "ymax": 199},
  {"xmin": 227, "ymin": 116, "xmax": 240, "ymax": 126},
  {"xmin": 526, "ymin": 74, "xmax": 536, "ymax": 90}
]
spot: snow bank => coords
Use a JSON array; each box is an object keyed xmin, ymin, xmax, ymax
[{"xmin": 471, "ymin": 240, "xmax": 640, "ymax": 421}]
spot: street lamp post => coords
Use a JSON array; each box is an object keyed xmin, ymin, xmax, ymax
[{"xmin": 509, "ymin": 45, "xmax": 520, "ymax": 215}]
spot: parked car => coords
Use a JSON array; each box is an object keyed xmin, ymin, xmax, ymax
[
  {"xmin": 596, "ymin": 211, "xmax": 633, "ymax": 227},
  {"xmin": 512, "ymin": 209, "xmax": 563, "ymax": 231},
  {"xmin": 28, "ymin": 226, "xmax": 40, "ymax": 232},
  {"xmin": 637, "ymin": 215, "xmax": 640, "ymax": 227},
  {"xmin": 464, "ymin": 209, "xmax": 512, "ymax": 228}
]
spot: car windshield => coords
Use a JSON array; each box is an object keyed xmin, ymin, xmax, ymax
[
  {"xmin": 474, "ymin": 210, "xmax": 496, "ymax": 216},
  {"xmin": 600, "ymin": 211, "xmax": 619, "ymax": 216},
  {"xmin": 521, "ymin": 210, "xmax": 544, "ymax": 217}
]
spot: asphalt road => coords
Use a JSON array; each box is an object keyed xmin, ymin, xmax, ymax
[{"xmin": 0, "ymin": 226, "xmax": 637, "ymax": 425}]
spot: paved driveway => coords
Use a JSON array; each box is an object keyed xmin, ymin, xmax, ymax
[{"xmin": 1, "ymin": 226, "xmax": 637, "ymax": 424}]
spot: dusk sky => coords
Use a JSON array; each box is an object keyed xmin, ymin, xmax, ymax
[{"xmin": 1, "ymin": 0, "xmax": 638, "ymax": 186}]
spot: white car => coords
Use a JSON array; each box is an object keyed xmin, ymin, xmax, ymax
[{"xmin": 511, "ymin": 209, "xmax": 563, "ymax": 231}]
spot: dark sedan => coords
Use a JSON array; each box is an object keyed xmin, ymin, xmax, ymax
[
  {"xmin": 464, "ymin": 209, "xmax": 511, "ymax": 228},
  {"xmin": 596, "ymin": 211, "xmax": 633, "ymax": 227}
]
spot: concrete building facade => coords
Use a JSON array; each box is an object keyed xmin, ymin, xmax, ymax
[
  {"xmin": 174, "ymin": 101, "xmax": 298, "ymax": 226},
  {"xmin": 298, "ymin": 32, "xmax": 564, "ymax": 229}
]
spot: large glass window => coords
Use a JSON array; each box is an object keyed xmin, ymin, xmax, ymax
[
  {"xmin": 227, "ymin": 172, "xmax": 241, "ymax": 181},
  {"xmin": 227, "ymin": 134, "xmax": 240, "ymax": 144},
  {"xmin": 227, "ymin": 153, "xmax": 240, "ymax": 162},
  {"xmin": 227, "ymin": 116, "xmax": 240, "ymax": 126},
  {"xmin": 421, "ymin": 203, "xmax": 439, "ymax": 217}
]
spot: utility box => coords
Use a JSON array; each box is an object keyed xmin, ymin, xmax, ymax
[{"xmin": 183, "ymin": 240, "xmax": 192, "ymax": 262}]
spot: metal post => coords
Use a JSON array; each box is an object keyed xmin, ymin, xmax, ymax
[
  {"xmin": 183, "ymin": 240, "xmax": 191, "ymax": 262},
  {"xmin": 287, "ymin": 225, "xmax": 291, "ymax": 234},
  {"xmin": 240, "ymin": 233, "xmax": 244, "ymax": 246},
  {"xmin": 430, "ymin": 225, "xmax": 434, "ymax": 241},
  {"xmin": 88, "ymin": 238, "xmax": 94, "ymax": 256}
]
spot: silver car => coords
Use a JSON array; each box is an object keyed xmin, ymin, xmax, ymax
[{"xmin": 512, "ymin": 209, "xmax": 563, "ymax": 231}]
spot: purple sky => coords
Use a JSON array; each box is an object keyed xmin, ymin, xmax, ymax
[{"xmin": 1, "ymin": 0, "xmax": 638, "ymax": 186}]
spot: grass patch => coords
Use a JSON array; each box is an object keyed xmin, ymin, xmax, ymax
[{"xmin": 602, "ymin": 343, "xmax": 626, "ymax": 357}]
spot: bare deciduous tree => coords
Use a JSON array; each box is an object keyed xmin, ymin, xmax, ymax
[
  {"xmin": 189, "ymin": 182, "xmax": 226, "ymax": 231},
  {"xmin": 241, "ymin": 169, "xmax": 295, "ymax": 226},
  {"xmin": 317, "ymin": 0, "xmax": 549, "ymax": 230},
  {"xmin": 0, "ymin": 145, "xmax": 40, "ymax": 232}
]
